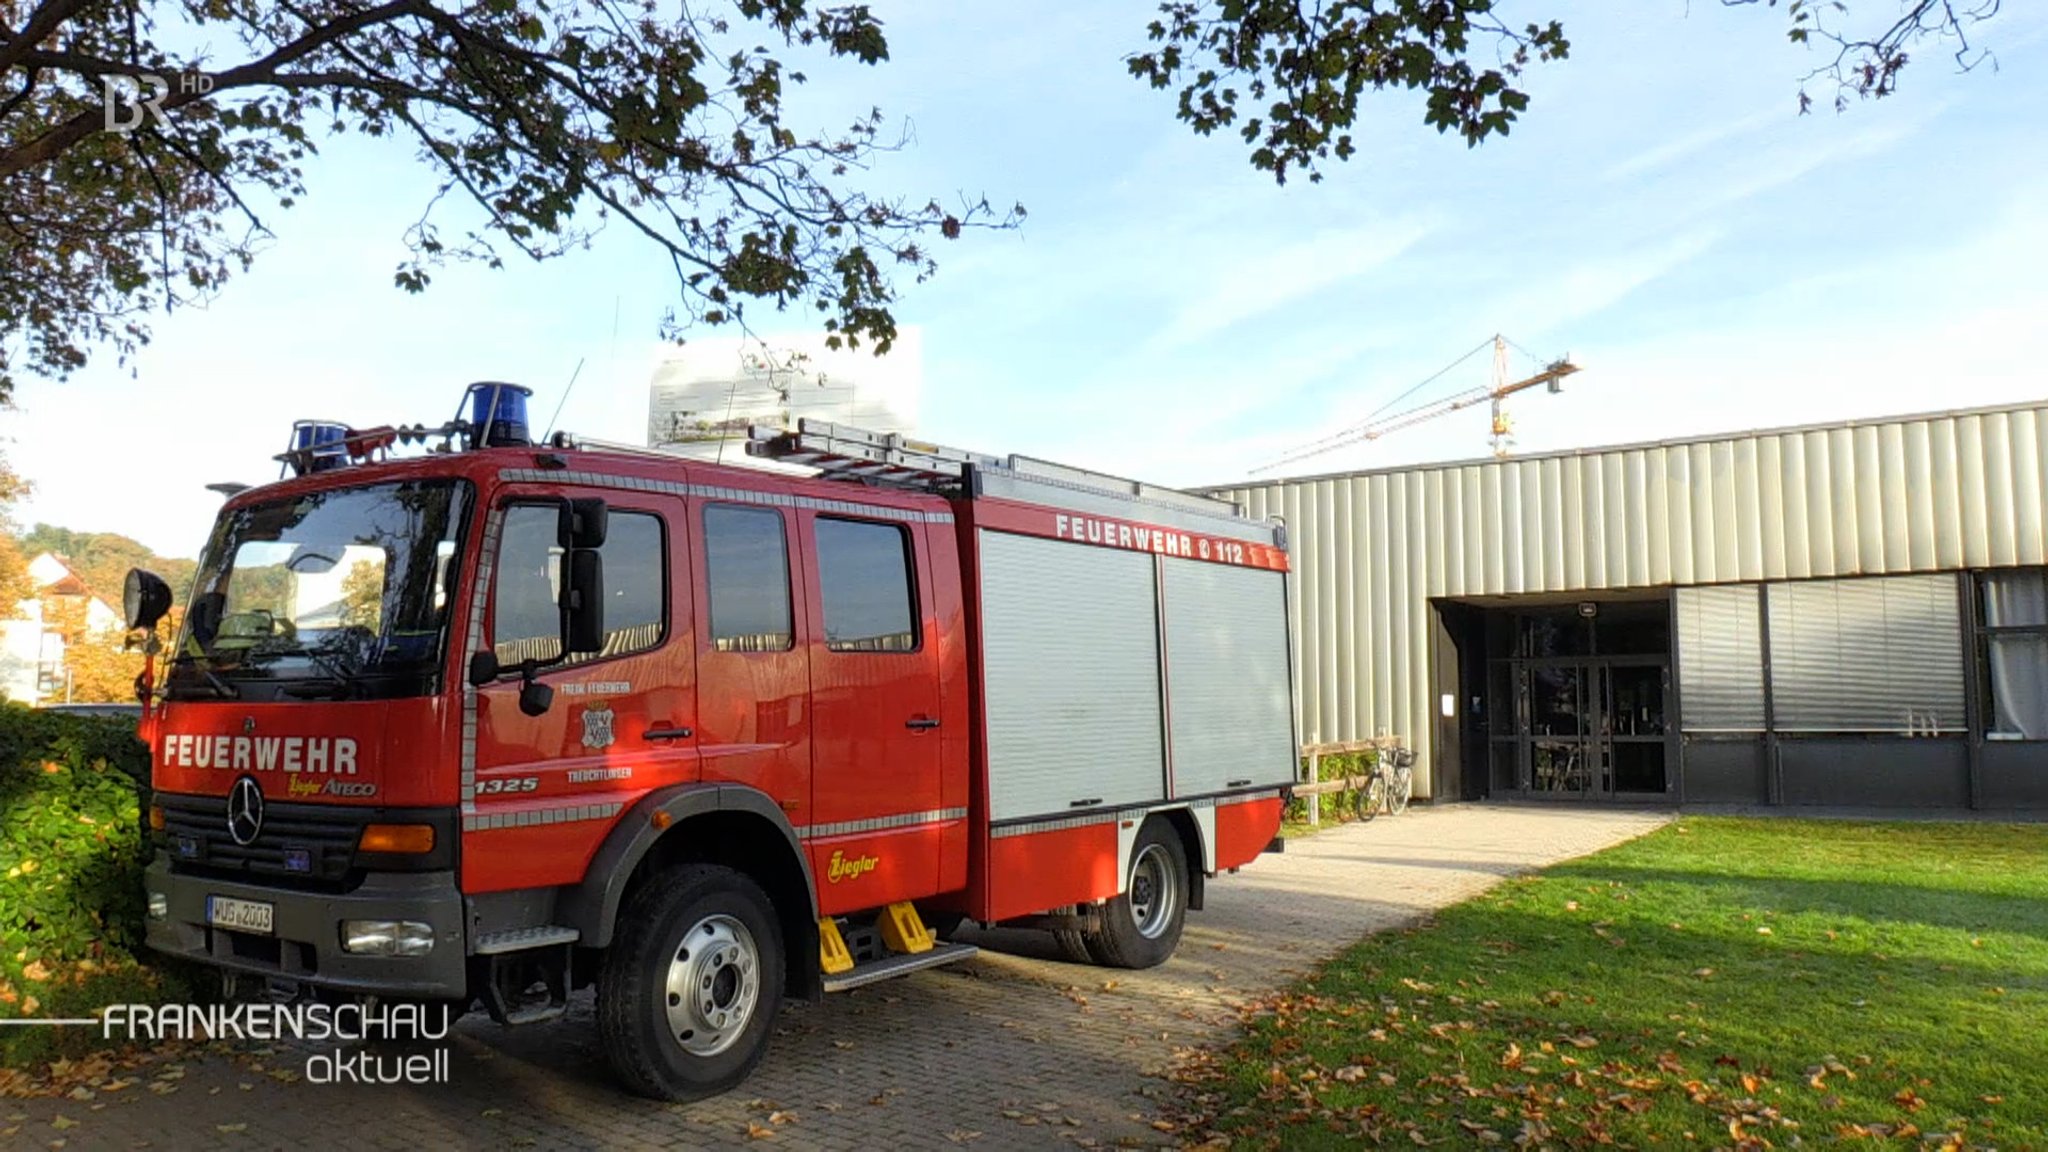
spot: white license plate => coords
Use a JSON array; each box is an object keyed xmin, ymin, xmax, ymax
[{"xmin": 207, "ymin": 895, "xmax": 275, "ymax": 935}]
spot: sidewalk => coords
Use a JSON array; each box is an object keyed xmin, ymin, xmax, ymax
[{"xmin": 3, "ymin": 803, "xmax": 1671, "ymax": 1150}]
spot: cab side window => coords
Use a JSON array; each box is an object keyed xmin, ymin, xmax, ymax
[
  {"xmin": 704, "ymin": 504, "xmax": 794, "ymax": 652},
  {"xmin": 815, "ymin": 517, "xmax": 918, "ymax": 652},
  {"xmin": 492, "ymin": 504, "xmax": 666, "ymax": 666}
]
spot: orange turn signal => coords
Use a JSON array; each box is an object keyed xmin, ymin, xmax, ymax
[
  {"xmin": 148, "ymin": 805, "xmax": 166, "ymax": 831},
  {"xmin": 651, "ymin": 811, "xmax": 673, "ymax": 830},
  {"xmin": 359, "ymin": 824, "xmax": 436, "ymax": 854}
]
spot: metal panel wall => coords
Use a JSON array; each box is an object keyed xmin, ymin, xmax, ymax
[
  {"xmin": 978, "ymin": 530, "xmax": 1165, "ymax": 820},
  {"xmin": 1161, "ymin": 559, "xmax": 1297, "ymax": 795},
  {"xmin": 1208, "ymin": 403, "xmax": 2048, "ymax": 796}
]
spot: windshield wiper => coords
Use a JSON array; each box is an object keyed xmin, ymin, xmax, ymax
[
  {"xmin": 171, "ymin": 661, "xmax": 241, "ymax": 699},
  {"xmin": 279, "ymin": 677, "xmax": 356, "ymax": 700},
  {"xmin": 295, "ymin": 647, "xmax": 363, "ymax": 698}
]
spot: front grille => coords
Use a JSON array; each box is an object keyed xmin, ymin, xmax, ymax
[{"xmin": 159, "ymin": 793, "xmax": 365, "ymax": 887}]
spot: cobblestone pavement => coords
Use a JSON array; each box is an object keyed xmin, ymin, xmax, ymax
[{"xmin": 4, "ymin": 804, "xmax": 1670, "ymax": 1151}]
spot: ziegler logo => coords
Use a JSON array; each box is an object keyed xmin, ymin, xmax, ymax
[
  {"xmin": 826, "ymin": 850, "xmax": 878, "ymax": 883},
  {"xmin": 286, "ymin": 776, "xmax": 378, "ymax": 799}
]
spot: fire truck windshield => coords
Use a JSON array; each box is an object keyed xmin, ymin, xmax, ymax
[{"xmin": 167, "ymin": 479, "xmax": 473, "ymax": 701}]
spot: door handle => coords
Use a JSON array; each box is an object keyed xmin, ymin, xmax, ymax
[
  {"xmin": 905, "ymin": 717, "xmax": 941, "ymax": 731},
  {"xmin": 643, "ymin": 726, "xmax": 694, "ymax": 741}
]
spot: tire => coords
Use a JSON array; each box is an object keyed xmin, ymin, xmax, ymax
[
  {"xmin": 1083, "ymin": 821, "xmax": 1189, "ymax": 970},
  {"xmin": 1048, "ymin": 905, "xmax": 1097, "ymax": 963},
  {"xmin": 1388, "ymin": 761, "xmax": 1414, "ymax": 815},
  {"xmin": 597, "ymin": 864, "xmax": 784, "ymax": 1102},
  {"xmin": 1357, "ymin": 773, "xmax": 1386, "ymax": 822}
]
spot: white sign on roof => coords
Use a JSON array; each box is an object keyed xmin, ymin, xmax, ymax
[{"xmin": 645, "ymin": 329, "xmax": 922, "ymax": 464}]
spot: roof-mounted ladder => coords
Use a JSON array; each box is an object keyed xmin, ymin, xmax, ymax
[{"xmin": 746, "ymin": 420, "xmax": 1001, "ymax": 491}]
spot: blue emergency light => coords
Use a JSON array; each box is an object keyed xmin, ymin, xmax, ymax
[
  {"xmin": 465, "ymin": 382, "xmax": 533, "ymax": 448},
  {"xmin": 290, "ymin": 421, "xmax": 351, "ymax": 473}
]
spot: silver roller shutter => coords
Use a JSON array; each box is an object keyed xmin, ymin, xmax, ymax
[
  {"xmin": 979, "ymin": 530, "xmax": 1166, "ymax": 821},
  {"xmin": 1162, "ymin": 558, "xmax": 1296, "ymax": 794}
]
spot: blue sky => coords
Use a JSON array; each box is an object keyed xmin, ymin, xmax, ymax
[{"xmin": 8, "ymin": 2, "xmax": 2048, "ymax": 559}]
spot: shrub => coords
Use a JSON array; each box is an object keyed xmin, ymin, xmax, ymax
[
  {"xmin": 1285, "ymin": 746, "xmax": 1378, "ymax": 824},
  {"xmin": 0, "ymin": 704, "xmax": 188, "ymax": 1068}
]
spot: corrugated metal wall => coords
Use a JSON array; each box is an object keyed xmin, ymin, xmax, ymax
[{"xmin": 1206, "ymin": 403, "xmax": 2048, "ymax": 795}]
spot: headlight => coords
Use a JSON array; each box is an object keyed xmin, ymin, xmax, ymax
[
  {"xmin": 147, "ymin": 892, "xmax": 168, "ymax": 921},
  {"xmin": 340, "ymin": 920, "xmax": 434, "ymax": 957}
]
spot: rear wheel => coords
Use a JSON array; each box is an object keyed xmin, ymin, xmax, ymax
[
  {"xmin": 1083, "ymin": 821, "xmax": 1189, "ymax": 970},
  {"xmin": 596, "ymin": 865, "xmax": 784, "ymax": 1101}
]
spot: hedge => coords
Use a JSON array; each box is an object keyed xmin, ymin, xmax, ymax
[
  {"xmin": 0, "ymin": 704, "xmax": 189, "ymax": 1069},
  {"xmin": 1283, "ymin": 746, "xmax": 1378, "ymax": 825}
]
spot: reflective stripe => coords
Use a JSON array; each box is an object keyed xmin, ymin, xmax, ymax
[
  {"xmin": 796, "ymin": 808, "xmax": 967, "ymax": 841},
  {"xmin": 464, "ymin": 801, "xmax": 625, "ymax": 832},
  {"xmin": 497, "ymin": 468, "xmax": 954, "ymax": 525}
]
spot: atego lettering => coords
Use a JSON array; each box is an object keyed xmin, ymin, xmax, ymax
[{"xmin": 161, "ymin": 734, "xmax": 360, "ymax": 775}]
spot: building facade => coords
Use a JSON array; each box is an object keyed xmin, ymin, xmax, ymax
[{"xmin": 1205, "ymin": 400, "xmax": 2048, "ymax": 810}]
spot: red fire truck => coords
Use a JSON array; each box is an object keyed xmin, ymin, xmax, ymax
[{"xmin": 129, "ymin": 385, "xmax": 1297, "ymax": 1099}]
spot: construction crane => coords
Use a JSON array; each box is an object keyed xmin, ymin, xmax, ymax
[{"xmin": 1251, "ymin": 335, "xmax": 1579, "ymax": 475}]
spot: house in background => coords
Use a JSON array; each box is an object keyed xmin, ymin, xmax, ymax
[{"xmin": 0, "ymin": 553, "xmax": 124, "ymax": 704}]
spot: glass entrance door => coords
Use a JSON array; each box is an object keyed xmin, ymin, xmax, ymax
[
  {"xmin": 1503, "ymin": 658, "xmax": 1671, "ymax": 799},
  {"xmin": 1528, "ymin": 660, "xmax": 1601, "ymax": 796}
]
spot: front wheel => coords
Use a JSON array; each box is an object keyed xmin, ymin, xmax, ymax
[
  {"xmin": 596, "ymin": 864, "xmax": 784, "ymax": 1101},
  {"xmin": 1388, "ymin": 761, "xmax": 1414, "ymax": 815},
  {"xmin": 1357, "ymin": 772, "xmax": 1387, "ymax": 822},
  {"xmin": 1084, "ymin": 821, "xmax": 1189, "ymax": 969}
]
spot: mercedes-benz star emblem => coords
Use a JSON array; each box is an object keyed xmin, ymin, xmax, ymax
[{"xmin": 226, "ymin": 776, "xmax": 264, "ymax": 846}]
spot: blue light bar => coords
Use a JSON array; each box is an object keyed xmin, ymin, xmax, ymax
[
  {"xmin": 290, "ymin": 421, "xmax": 351, "ymax": 475},
  {"xmin": 465, "ymin": 382, "xmax": 533, "ymax": 448}
]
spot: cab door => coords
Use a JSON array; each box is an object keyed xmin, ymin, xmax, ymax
[
  {"xmin": 797, "ymin": 510, "xmax": 947, "ymax": 914},
  {"xmin": 464, "ymin": 489, "xmax": 696, "ymax": 894},
  {"xmin": 691, "ymin": 498, "xmax": 812, "ymax": 827}
]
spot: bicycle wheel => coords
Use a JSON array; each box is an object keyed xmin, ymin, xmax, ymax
[
  {"xmin": 1356, "ymin": 772, "xmax": 1386, "ymax": 822},
  {"xmin": 1388, "ymin": 761, "xmax": 1413, "ymax": 815}
]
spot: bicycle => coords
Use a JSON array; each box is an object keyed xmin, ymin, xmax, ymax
[{"xmin": 1353, "ymin": 745, "xmax": 1414, "ymax": 822}]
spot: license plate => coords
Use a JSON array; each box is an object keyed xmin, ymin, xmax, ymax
[{"xmin": 207, "ymin": 895, "xmax": 275, "ymax": 935}]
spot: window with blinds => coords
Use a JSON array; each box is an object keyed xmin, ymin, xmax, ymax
[
  {"xmin": 1766, "ymin": 574, "xmax": 1965, "ymax": 734},
  {"xmin": 1675, "ymin": 585, "xmax": 1766, "ymax": 732}
]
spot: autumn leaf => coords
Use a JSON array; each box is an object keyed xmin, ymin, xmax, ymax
[
  {"xmin": 1893, "ymin": 1087, "xmax": 1925, "ymax": 1112},
  {"xmin": 745, "ymin": 1121, "xmax": 776, "ymax": 1139},
  {"xmin": 51, "ymin": 1116, "xmax": 77, "ymax": 1130},
  {"xmin": 768, "ymin": 1111, "xmax": 797, "ymax": 1125}
]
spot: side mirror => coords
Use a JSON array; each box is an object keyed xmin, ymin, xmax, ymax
[
  {"xmin": 124, "ymin": 569, "xmax": 174, "ymax": 631},
  {"xmin": 560, "ymin": 498, "xmax": 608, "ymax": 550},
  {"xmin": 518, "ymin": 678, "xmax": 555, "ymax": 717},
  {"xmin": 467, "ymin": 650, "xmax": 501, "ymax": 686},
  {"xmin": 564, "ymin": 550, "xmax": 604, "ymax": 654}
]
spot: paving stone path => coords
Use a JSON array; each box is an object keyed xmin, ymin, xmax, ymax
[{"xmin": 4, "ymin": 804, "xmax": 1670, "ymax": 1150}]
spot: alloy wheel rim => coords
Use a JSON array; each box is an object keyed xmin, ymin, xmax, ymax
[
  {"xmin": 663, "ymin": 914, "xmax": 760, "ymax": 1057},
  {"xmin": 1128, "ymin": 844, "xmax": 1176, "ymax": 939}
]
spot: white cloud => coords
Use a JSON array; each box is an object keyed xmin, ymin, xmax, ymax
[
  {"xmin": 1492, "ymin": 230, "xmax": 1721, "ymax": 341},
  {"xmin": 1600, "ymin": 109, "xmax": 1780, "ymax": 181},
  {"xmin": 1144, "ymin": 218, "xmax": 1435, "ymax": 351}
]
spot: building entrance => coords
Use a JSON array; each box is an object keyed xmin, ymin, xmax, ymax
[{"xmin": 1477, "ymin": 598, "xmax": 1676, "ymax": 802}]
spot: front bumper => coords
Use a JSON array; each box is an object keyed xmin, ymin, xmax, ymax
[{"xmin": 144, "ymin": 860, "xmax": 469, "ymax": 998}]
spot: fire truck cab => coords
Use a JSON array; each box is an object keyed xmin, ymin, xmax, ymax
[{"xmin": 134, "ymin": 385, "xmax": 1297, "ymax": 1100}]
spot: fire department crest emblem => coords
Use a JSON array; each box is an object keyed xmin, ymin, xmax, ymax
[{"xmin": 580, "ymin": 703, "xmax": 617, "ymax": 750}]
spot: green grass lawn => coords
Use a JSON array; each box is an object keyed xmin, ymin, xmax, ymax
[{"xmin": 1181, "ymin": 817, "xmax": 2048, "ymax": 1150}]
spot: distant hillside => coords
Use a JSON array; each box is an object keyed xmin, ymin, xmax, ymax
[{"xmin": 17, "ymin": 525, "xmax": 199, "ymax": 608}]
